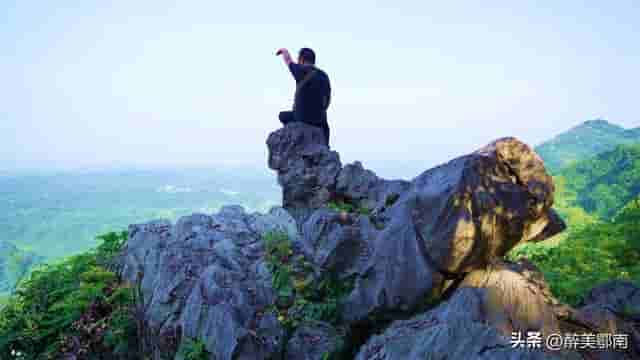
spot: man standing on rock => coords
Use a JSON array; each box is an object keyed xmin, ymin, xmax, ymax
[{"xmin": 276, "ymin": 47, "xmax": 332, "ymax": 146}]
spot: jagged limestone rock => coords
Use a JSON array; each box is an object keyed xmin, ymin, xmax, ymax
[
  {"xmin": 334, "ymin": 161, "xmax": 411, "ymax": 212},
  {"xmin": 572, "ymin": 280, "xmax": 640, "ymax": 359},
  {"xmin": 296, "ymin": 208, "xmax": 373, "ymax": 277},
  {"xmin": 266, "ymin": 122, "xmax": 342, "ymax": 225},
  {"xmin": 119, "ymin": 206, "xmax": 296, "ymax": 359},
  {"xmin": 285, "ymin": 321, "xmax": 344, "ymax": 360}
]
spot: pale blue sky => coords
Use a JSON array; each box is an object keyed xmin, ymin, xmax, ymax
[{"xmin": 1, "ymin": 1, "xmax": 639, "ymax": 177}]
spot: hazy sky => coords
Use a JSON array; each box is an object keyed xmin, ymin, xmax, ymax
[{"xmin": 2, "ymin": 1, "xmax": 639, "ymax": 177}]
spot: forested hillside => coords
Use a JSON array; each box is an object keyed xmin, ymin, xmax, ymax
[
  {"xmin": 535, "ymin": 119, "xmax": 640, "ymax": 173},
  {"xmin": 510, "ymin": 197, "xmax": 640, "ymax": 305},
  {"xmin": 555, "ymin": 144, "xmax": 640, "ymax": 219}
]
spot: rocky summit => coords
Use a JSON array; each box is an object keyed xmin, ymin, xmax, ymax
[{"xmin": 118, "ymin": 122, "xmax": 639, "ymax": 359}]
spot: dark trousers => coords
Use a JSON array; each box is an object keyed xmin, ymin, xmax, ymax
[{"xmin": 279, "ymin": 111, "xmax": 330, "ymax": 146}]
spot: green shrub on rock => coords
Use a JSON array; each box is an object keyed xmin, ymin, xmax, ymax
[
  {"xmin": 176, "ymin": 337, "xmax": 212, "ymax": 360},
  {"xmin": 0, "ymin": 231, "xmax": 137, "ymax": 359},
  {"xmin": 262, "ymin": 230, "xmax": 355, "ymax": 330}
]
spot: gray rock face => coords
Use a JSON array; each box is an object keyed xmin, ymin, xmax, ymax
[
  {"xmin": 285, "ymin": 321, "xmax": 344, "ymax": 360},
  {"xmin": 573, "ymin": 281, "xmax": 640, "ymax": 359},
  {"xmin": 355, "ymin": 286, "xmax": 561, "ymax": 360},
  {"xmin": 334, "ymin": 161, "xmax": 411, "ymax": 212},
  {"xmin": 266, "ymin": 122, "xmax": 342, "ymax": 225},
  {"xmin": 579, "ymin": 280, "xmax": 640, "ymax": 314},
  {"xmin": 296, "ymin": 208, "xmax": 371, "ymax": 277},
  {"xmin": 459, "ymin": 259, "xmax": 563, "ymax": 338},
  {"xmin": 119, "ymin": 206, "xmax": 296, "ymax": 359},
  {"xmin": 340, "ymin": 197, "xmax": 443, "ymax": 322}
]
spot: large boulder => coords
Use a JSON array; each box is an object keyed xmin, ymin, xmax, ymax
[{"xmin": 408, "ymin": 137, "xmax": 565, "ymax": 274}]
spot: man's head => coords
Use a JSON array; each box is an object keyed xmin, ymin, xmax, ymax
[{"xmin": 298, "ymin": 48, "xmax": 316, "ymax": 65}]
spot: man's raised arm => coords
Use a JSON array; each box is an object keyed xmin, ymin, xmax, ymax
[{"xmin": 276, "ymin": 48, "xmax": 294, "ymax": 65}]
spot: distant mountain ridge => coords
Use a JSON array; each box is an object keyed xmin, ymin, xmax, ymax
[{"xmin": 535, "ymin": 119, "xmax": 640, "ymax": 172}]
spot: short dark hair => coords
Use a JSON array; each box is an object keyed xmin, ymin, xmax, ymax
[{"xmin": 298, "ymin": 48, "xmax": 316, "ymax": 64}]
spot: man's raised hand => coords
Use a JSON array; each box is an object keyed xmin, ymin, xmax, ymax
[{"xmin": 276, "ymin": 48, "xmax": 293, "ymax": 65}]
